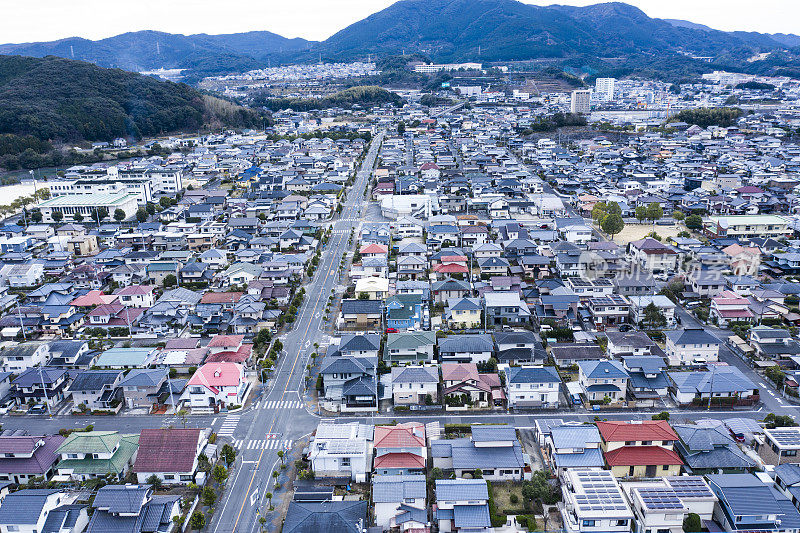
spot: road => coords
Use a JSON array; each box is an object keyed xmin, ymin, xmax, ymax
[{"xmin": 211, "ymin": 131, "xmax": 384, "ymax": 533}]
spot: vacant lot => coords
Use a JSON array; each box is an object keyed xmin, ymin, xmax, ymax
[{"xmin": 596, "ymin": 221, "xmax": 683, "ymax": 245}]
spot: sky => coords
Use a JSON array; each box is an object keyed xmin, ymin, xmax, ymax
[{"xmin": 2, "ymin": 0, "xmax": 799, "ymax": 44}]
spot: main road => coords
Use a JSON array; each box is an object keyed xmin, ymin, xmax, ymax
[{"xmin": 211, "ymin": 130, "xmax": 384, "ymax": 533}]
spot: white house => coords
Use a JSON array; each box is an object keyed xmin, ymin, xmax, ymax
[
  {"xmin": 0, "ymin": 489, "xmax": 88, "ymax": 533},
  {"xmin": 503, "ymin": 366, "xmax": 561, "ymax": 409},
  {"xmin": 629, "ymin": 295, "xmax": 676, "ymax": 327},
  {"xmin": 664, "ymin": 328, "xmax": 720, "ymax": 366},
  {"xmin": 184, "ymin": 362, "xmax": 248, "ymax": 410},
  {"xmin": 560, "ymin": 469, "xmax": 634, "ymax": 533},
  {"xmin": 373, "ymin": 475, "xmax": 427, "ymax": 531},
  {"xmin": 0, "ymin": 342, "xmax": 49, "ymax": 373},
  {"xmin": 308, "ymin": 421, "xmax": 373, "ymax": 483}
]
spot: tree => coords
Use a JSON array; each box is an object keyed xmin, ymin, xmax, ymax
[
  {"xmin": 643, "ymin": 302, "xmax": 667, "ymax": 329},
  {"xmin": 672, "ymin": 210, "xmax": 685, "ymax": 222},
  {"xmin": 221, "ymin": 443, "xmax": 237, "ymax": 466},
  {"xmin": 473, "ymin": 468, "xmax": 483, "ymax": 479},
  {"xmin": 93, "ymin": 207, "xmax": 108, "ymax": 224},
  {"xmin": 601, "ymin": 213, "xmax": 624, "ymax": 241},
  {"xmin": 113, "ymin": 208, "xmax": 126, "ymax": 222},
  {"xmin": 30, "ymin": 210, "xmax": 42, "ymax": 223},
  {"xmin": 146, "ymin": 202, "xmax": 156, "ymax": 215},
  {"xmin": 73, "ymin": 211, "xmax": 83, "ymax": 223},
  {"xmin": 159, "ymin": 196, "xmax": 172, "ymax": 209},
  {"xmin": 202, "ymin": 486, "xmax": 216, "ymax": 507},
  {"xmin": 189, "ymin": 511, "xmax": 205, "ymax": 531},
  {"xmin": 266, "ymin": 492, "xmax": 273, "ymax": 508},
  {"xmin": 358, "ymin": 292, "xmax": 369, "ymax": 300},
  {"xmin": 646, "ymin": 202, "xmax": 663, "ymax": 228},
  {"xmin": 146, "ymin": 474, "xmax": 163, "ymax": 491},
  {"xmin": 685, "ymin": 214, "xmax": 703, "ymax": 231},
  {"xmin": 635, "ymin": 205, "xmax": 647, "ymax": 223},
  {"xmin": 683, "ymin": 512, "xmax": 701, "ymax": 533},
  {"xmin": 163, "ymin": 274, "xmax": 177, "ymax": 288},
  {"xmin": 277, "ymin": 450, "xmax": 285, "ymax": 466},
  {"xmin": 212, "ymin": 464, "xmax": 228, "ymax": 485},
  {"xmin": 135, "ymin": 207, "xmax": 147, "ymax": 223},
  {"xmin": 51, "ymin": 210, "xmax": 63, "ymax": 223},
  {"xmin": 397, "ymin": 121, "xmax": 405, "ymax": 134},
  {"xmin": 652, "ymin": 411, "xmax": 670, "ymax": 421}
]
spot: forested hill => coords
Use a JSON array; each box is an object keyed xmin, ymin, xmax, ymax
[{"xmin": 0, "ymin": 55, "xmax": 268, "ymax": 169}]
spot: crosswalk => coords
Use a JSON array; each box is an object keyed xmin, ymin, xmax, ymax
[
  {"xmin": 232, "ymin": 438, "xmax": 293, "ymax": 451},
  {"xmin": 217, "ymin": 414, "xmax": 240, "ymax": 437},
  {"xmin": 252, "ymin": 400, "xmax": 304, "ymax": 410}
]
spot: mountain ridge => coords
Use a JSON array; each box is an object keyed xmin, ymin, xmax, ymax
[{"xmin": 1, "ymin": 0, "xmax": 799, "ymax": 80}]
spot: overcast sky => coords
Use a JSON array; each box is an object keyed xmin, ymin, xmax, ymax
[{"xmin": 3, "ymin": 0, "xmax": 799, "ymax": 44}]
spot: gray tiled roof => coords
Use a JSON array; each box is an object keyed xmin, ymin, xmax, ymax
[
  {"xmin": 504, "ymin": 366, "xmax": 560, "ymax": 384},
  {"xmin": 435, "ymin": 479, "xmax": 488, "ymax": 501},
  {"xmin": 0, "ymin": 489, "xmax": 60, "ymax": 525},
  {"xmin": 372, "ymin": 475, "xmax": 426, "ymax": 503}
]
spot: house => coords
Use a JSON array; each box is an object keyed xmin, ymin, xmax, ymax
[
  {"xmin": 86, "ymin": 484, "xmax": 180, "ymax": 533},
  {"xmin": 438, "ymin": 335, "xmax": 494, "ymax": 364},
  {"xmin": 494, "ymin": 330, "xmax": 545, "ymax": 365},
  {"xmin": 47, "ymin": 339, "xmax": 94, "ymax": 369},
  {"xmin": 94, "ymin": 347, "xmax": 154, "ymax": 369},
  {"xmin": 0, "ymin": 435, "xmax": 65, "ymax": 485},
  {"xmin": 374, "ymin": 423, "xmax": 427, "ymax": 476},
  {"xmin": 622, "ymin": 480, "xmax": 715, "ymax": 533},
  {"xmin": 629, "ymin": 295, "xmax": 677, "ymax": 327},
  {"xmin": 622, "ymin": 356, "xmax": 670, "ymax": 406},
  {"xmin": 750, "ymin": 326, "xmax": 800, "ymax": 359},
  {"xmin": 722, "ymin": 244, "xmax": 761, "ymax": 276},
  {"xmin": 373, "ymin": 475, "xmax": 428, "ymax": 531},
  {"xmin": 334, "ymin": 334, "xmax": 381, "ymax": 358},
  {"xmin": 587, "ymin": 295, "xmax": 631, "ymax": 330},
  {"xmin": 544, "ymin": 424, "xmax": 604, "ymax": 474},
  {"xmin": 384, "ymin": 332, "xmax": 436, "ymax": 363},
  {"xmin": 628, "ymin": 237, "xmax": 679, "ymax": 272},
  {"xmin": 597, "ymin": 420, "xmax": 683, "ymax": 478},
  {"xmin": 577, "ymin": 360, "xmax": 629, "ymax": 404},
  {"xmin": 385, "ymin": 294, "xmax": 424, "ymax": 330},
  {"xmin": 606, "ymin": 331, "xmax": 663, "ymax": 357},
  {"xmin": 354, "ymin": 277, "xmax": 389, "ymax": 300},
  {"xmin": 117, "ymin": 369, "xmax": 167, "ymax": 410},
  {"xmin": 559, "ymin": 469, "xmax": 633, "ymax": 533},
  {"xmin": 55, "ymin": 431, "xmax": 139, "ymax": 481},
  {"xmin": 708, "ymin": 290, "xmax": 756, "ymax": 327},
  {"xmin": 664, "ymin": 328, "xmax": 720, "ymax": 366},
  {"xmin": 441, "ymin": 362, "xmax": 504, "ymax": 409},
  {"xmin": 114, "ymin": 285, "xmax": 156, "ymax": 308},
  {"xmin": 0, "ymin": 342, "xmax": 49, "ymax": 373},
  {"xmin": 673, "ymin": 424, "xmax": 755, "ymax": 474},
  {"xmin": 185, "ymin": 363, "xmax": 247, "ymax": 411},
  {"xmin": 668, "ymin": 366, "xmax": 759, "ymax": 406},
  {"xmin": 503, "ymin": 366, "xmax": 561, "ymax": 409},
  {"xmin": 391, "ymin": 366, "xmax": 439, "ymax": 405},
  {"xmin": 688, "ymin": 269, "xmax": 727, "ymax": 298},
  {"xmin": 132, "ymin": 428, "xmax": 207, "ymax": 484},
  {"xmin": 283, "ymin": 501, "xmax": 368, "ymax": 533},
  {"xmin": 67, "ymin": 370, "xmax": 123, "ymax": 413},
  {"xmin": 308, "ymin": 421, "xmax": 373, "ymax": 482},
  {"xmin": 758, "ymin": 427, "xmax": 800, "ymax": 466},
  {"xmin": 318, "ymin": 352, "xmax": 377, "ymax": 413},
  {"xmin": 483, "ymin": 291, "xmax": 531, "ymax": 326},
  {"xmin": 549, "ymin": 343, "xmax": 605, "ymax": 368},
  {"xmin": 0, "ymin": 489, "xmax": 88, "ymax": 533},
  {"xmin": 432, "ymin": 278, "xmax": 471, "ymax": 305},
  {"xmin": 12, "ymin": 368, "xmax": 69, "ymax": 410},
  {"xmin": 706, "ymin": 473, "xmax": 800, "ymax": 533},
  {"xmin": 445, "ymin": 297, "xmax": 482, "ymax": 329},
  {"xmin": 435, "ymin": 479, "xmax": 492, "ymax": 533},
  {"xmin": 339, "ymin": 299, "xmax": 382, "ymax": 331},
  {"xmin": 432, "ymin": 425, "xmax": 525, "ymax": 481}
]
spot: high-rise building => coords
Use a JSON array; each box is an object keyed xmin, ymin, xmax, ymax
[
  {"xmin": 595, "ymin": 77, "xmax": 616, "ymax": 101},
  {"xmin": 570, "ymin": 89, "xmax": 591, "ymax": 114}
]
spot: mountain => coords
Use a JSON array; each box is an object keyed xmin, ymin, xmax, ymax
[
  {"xmin": 317, "ymin": 0, "xmax": 785, "ymax": 62},
  {"xmin": 0, "ymin": 55, "xmax": 268, "ymax": 169},
  {"xmin": 0, "ymin": 30, "xmax": 313, "ymax": 76},
  {"xmin": 1, "ymin": 0, "xmax": 798, "ymax": 82}
]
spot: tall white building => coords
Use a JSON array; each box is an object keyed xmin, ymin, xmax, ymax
[
  {"xmin": 595, "ymin": 77, "xmax": 616, "ymax": 101},
  {"xmin": 570, "ymin": 89, "xmax": 591, "ymax": 114}
]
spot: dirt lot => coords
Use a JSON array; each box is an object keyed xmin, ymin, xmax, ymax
[{"xmin": 596, "ymin": 221, "xmax": 683, "ymax": 245}]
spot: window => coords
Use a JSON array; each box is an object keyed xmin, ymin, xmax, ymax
[
  {"xmin": 582, "ymin": 520, "xmax": 595, "ymax": 527},
  {"xmin": 617, "ymin": 520, "xmax": 628, "ymax": 527},
  {"xmin": 662, "ymin": 465, "xmax": 670, "ymax": 471},
  {"xmin": 785, "ymin": 449, "xmax": 798, "ymax": 457},
  {"xmin": 340, "ymin": 457, "xmax": 350, "ymax": 467}
]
